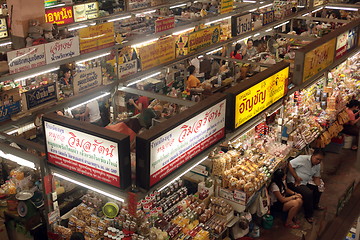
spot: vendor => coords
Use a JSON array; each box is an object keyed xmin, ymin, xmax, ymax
[
  {"xmin": 230, "ymin": 43, "xmax": 242, "ymax": 60},
  {"xmin": 75, "ymin": 100, "xmax": 103, "ymax": 126},
  {"xmin": 59, "ymin": 68, "xmax": 73, "ymax": 86},
  {"xmin": 343, "ymin": 99, "xmax": 360, "ymax": 150},
  {"xmin": 129, "ymin": 85, "xmax": 150, "ymax": 115},
  {"xmin": 241, "ymin": 39, "xmax": 258, "ymax": 60},
  {"xmin": 186, "ymin": 65, "xmax": 201, "ymax": 90}
]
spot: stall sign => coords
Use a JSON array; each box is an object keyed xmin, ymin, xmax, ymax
[
  {"xmin": 302, "ymin": 38, "xmax": 336, "ymax": 82},
  {"xmin": 262, "ymin": 10, "xmax": 275, "ymax": 26},
  {"xmin": 235, "ymin": 67, "xmax": 289, "ymax": 128},
  {"xmin": 231, "ymin": 13, "xmax": 252, "ymax": 37},
  {"xmin": 74, "ymin": 2, "xmax": 99, "ymax": 22},
  {"xmin": 0, "ymin": 101, "xmax": 21, "ymax": 122},
  {"xmin": 155, "ymin": 17, "xmax": 175, "ymax": 33},
  {"xmin": 149, "ymin": 99, "xmax": 226, "ymax": 186},
  {"xmin": 7, "ymin": 45, "xmax": 46, "ymax": 74},
  {"xmin": 118, "ymin": 59, "xmax": 137, "ymax": 78},
  {"xmin": 45, "ymin": 37, "xmax": 80, "ymax": 64},
  {"xmin": 44, "ymin": 121, "xmax": 122, "ymax": 187},
  {"xmin": 220, "ymin": 0, "xmax": 234, "ymax": 14},
  {"xmin": 79, "ymin": 22, "xmax": 115, "ymax": 54},
  {"xmin": 137, "ymin": 36, "xmax": 175, "ymax": 71},
  {"xmin": 313, "ymin": 0, "xmax": 324, "ymax": 6},
  {"xmin": 127, "ymin": 0, "xmax": 151, "ymax": 11},
  {"xmin": 45, "ymin": 0, "xmax": 58, "ymax": 7},
  {"xmin": 188, "ymin": 26, "xmax": 220, "ymax": 53},
  {"xmin": 25, "ymin": 83, "xmax": 56, "ymax": 109},
  {"xmin": 335, "ymin": 28, "xmax": 357, "ymax": 60},
  {"xmin": 45, "ymin": 6, "xmax": 74, "ymax": 25},
  {"xmin": 0, "ymin": 18, "xmax": 8, "ymax": 39},
  {"xmin": 73, "ymin": 67, "xmax": 102, "ymax": 95}
]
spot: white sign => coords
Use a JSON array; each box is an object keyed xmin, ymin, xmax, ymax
[
  {"xmin": 7, "ymin": 45, "xmax": 46, "ymax": 74},
  {"xmin": 336, "ymin": 29, "xmax": 357, "ymax": 59},
  {"xmin": 44, "ymin": 121, "xmax": 121, "ymax": 187},
  {"xmin": 45, "ymin": 37, "xmax": 80, "ymax": 64},
  {"xmin": 149, "ymin": 99, "xmax": 226, "ymax": 186},
  {"xmin": 232, "ymin": 13, "xmax": 252, "ymax": 37},
  {"xmin": 118, "ymin": 59, "xmax": 137, "ymax": 78},
  {"xmin": 73, "ymin": 67, "xmax": 102, "ymax": 95}
]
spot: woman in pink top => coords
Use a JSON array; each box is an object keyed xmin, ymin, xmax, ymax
[{"xmin": 343, "ymin": 100, "xmax": 360, "ymax": 150}]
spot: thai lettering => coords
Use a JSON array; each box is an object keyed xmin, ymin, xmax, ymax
[
  {"xmin": 239, "ymin": 89, "xmax": 266, "ymax": 114},
  {"xmin": 310, "ymin": 48, "xmax": 329, "ymax": 69},
  {"xmin": 50, "ymin": 39, "xmax": 74, "ymax": 55}
]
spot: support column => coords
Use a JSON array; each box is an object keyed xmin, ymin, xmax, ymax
[{"xmin": 7, "ymin": 0, "xmax": 45, "ymax": 49}]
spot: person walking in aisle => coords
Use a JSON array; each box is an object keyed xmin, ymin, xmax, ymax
[
  {"xmin": 269, "ymin": 169, "xmax": 303, "ymax": 229},
  {"xmin": 287, "ymin": 148, "xmax": 326, "ymax": 223}
]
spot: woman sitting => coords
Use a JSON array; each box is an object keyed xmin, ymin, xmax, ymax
[
  {"xmin": 269, "ymin": 169, "xmax": 303, "ymax": 229},
  {"xmin": 343, "ymin": 99, "xmax": 360, "ymax": 150}
]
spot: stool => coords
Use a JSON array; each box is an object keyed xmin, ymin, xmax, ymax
[{"xmin": 343, "ymin": 135, "xmax": 354, "ymax": 149}]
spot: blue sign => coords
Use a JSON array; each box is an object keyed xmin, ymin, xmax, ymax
[
  {"xmin": 0, "ymin": 101, "xmax": 21, "ymax": 122},
  {"xmin": 25, "ymin": 83, "xmax": 56, "ymax": 109}
]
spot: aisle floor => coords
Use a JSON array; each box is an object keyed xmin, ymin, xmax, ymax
[{"xmin": 256, "ymin": 148, "xmax": 360, "ymax": 240}]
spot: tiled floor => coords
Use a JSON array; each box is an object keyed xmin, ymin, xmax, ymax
[{"xmin": 256, "ymin": 148, "xmax": 360, "ymax": 240}]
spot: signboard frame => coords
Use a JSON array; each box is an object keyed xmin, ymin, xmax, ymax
[
  {"xmin": 43, "ymin": 113, "xmax": 131, "ymax": 189},
  {"xmin": 136, "ymin": 93, "xmax": 227, "ymax": 190},
  {"xmin": 224, "ymin": 61, "xmax": 289, "ymax": 131},
  {"xmin": 231, "ymin": 13, "xmax": 252, "ymax": 37},
  {"xmin": 25, "ymin": 83, "xmax": 57, "ymax": 109}
]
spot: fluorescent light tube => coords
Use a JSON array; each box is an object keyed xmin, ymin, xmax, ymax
[
  {"xmin": 170, "ymin": 3, "xmax": 187, "ymax": 9},
  {"xmin": 158, "ymin": 157, "xmax": 208, "ymax": 192},
  {"xmin": 126, "ymin": 72, "xmax": 161, "ymax": 87},
  {"xmin": 172, "ymin": 28, "xmax": 194, "ymax": 35},
  {"xmin": 45, "ymin": 3, "xmax": 65, "ymax": 9},
  {"xmin": 135, "ymin": 10, "xmax": 156, "ymax": 17},
  {"xmin": 274, "ymin": 21, "xmax": 289, "ymax": 29},
  {"xmin": 253, "ymin": 33, "xmax": 260, "ymax": 37},
  {"xmin": 108, "ymin": 15, "xmax": 131, "ymax": 22},
  {"xmin": 311, "ymin": 7, "xmax": 323, "ymax": 13},
  {"xmin": 259, "ymin": 3, "xmax": 273, "ymax": 9},
  {"xmin": 0, "ymin": 150, "xmax": 36, "ymax": 169},
  {"xmin": 265, "ymin": 28, "xmax": 273, "ymax": 32},
  {"xmin": 67, "ymin": 92, "xmax": 111, "ymax": 111},
  {"xmin": 249, "ymin": 8, "xmax": 257, "ymax": 12},
  {"xmin": 0, "ymin": 41, "xmax": 12, "ymax": 47},
  {"xmin": 325, "ymin": 6, "xmax": 358, "ymax": 11},
  {"xmin": 68, "ymin": 25, "xmax": 88, "ymax": 31},
  {"xmin": 206, "ymin": 47, "xmax": 223, "ymax": 55},
  {"xmin": 53, "ymin": 173, "xmax": 125, "ymax": 202},
  {"xmin": 15, "ymin": 67, "xmax": 59, "ymax": 82},
  {"xmin": 75, "ymin": 52, "xmax": 111, "ymax": 65},
  {"xmin": 243, "ymin": 0, "xmax": 257, "ymax": 3},
  {"xmin": 131, "ymin": 38, "xmax": 158, "ymax": 48},
  {"xmin": 205, "ymin": 16, "xmax": 231, "ymax": 25}
]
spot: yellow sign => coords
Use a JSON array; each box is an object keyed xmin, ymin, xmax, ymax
[
  {"xmin": 188, "ymin": 26, "xmax": 220, "ymax": 53},
  {"xmin": 235, "ymin": 67, "xmax": 289, "ymax": 128},
  {"xmin": 79, "ymin": 22, "xmax": 115, "ymax": 54},
  {"xmin": 220, "ymin": 0, "xmax": 234, "ymax": 14},
  {"xmin": 302, "ymin": 38, "xmax": 336, "ymax": 82},
  {"xmin": 138, "ymin": 37, "xmax": 175, "ymax": 71}
]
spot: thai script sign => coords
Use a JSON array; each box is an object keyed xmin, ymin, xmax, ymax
[
  {"xmin": 0, "ymin": 18, "xmax": 8, "ymax": 39},
  {"xmin": 45, "ymin": 6, "xmax": 74, "ymax": 25},
  {"xmin": 149, "ymin": 99, "xmax": 226, "ymax": 186},
  {"xmin": 231, "ymin": 13, "xmax": 252, "ymax": 37},
  {"xmin": 118, "ymin": 59, "xmax": 137, "ymax": 78},
  {"xmin": 74, "ymin": 2, "xmax": 99, "ymax": 22},
  {"xmin": 7, "ymin": 45, "xmax": 46, "ymax": 74},
  {"xmin": 73, "ymin": 67, "xmax": 102, "ymax": 95},
  {"xmin": 235, "ymin": 67, "xmax": 289, "ymax": 128},
  {"xmin": 155, "ymin": 17, "xmax": 175, "ymax": 33},
  {"xmin": 79, "ymin": 22, "xmax": 115, "ymax": 54},
  {"xmin": 188, "ymin": 26, "xmax": 220, "ymax": 53},
  {"xmin": 25, "ymin": 83, "xmax": 56, "ymax": 109},
  {"xmin": 335, "ymin": 28, "xmax": 357, "ymax": 60},
  {"xmin": 45, "ymin": 37, "xmax": 80, "ymax": 64}
]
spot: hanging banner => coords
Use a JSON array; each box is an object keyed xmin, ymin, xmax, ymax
[
  {"xmin": 25, "ymin": 83, "xmax": 56, "ymax": 109},
  {"xmin": 302, "ymin": 38, "xmax": 336, "ymax": 82},
  {"xmin": 220, "ymin": 0, "xmax": 234, "ymax": 14},
  {"xmin": 73, "ymin": 67, "xmax": 102, "ymax": 95},
  {"xmin": 74, "ymin": 2, "xmax": 99, "ymax": 22},
  {"xmin": 137, "ymin": 36, "xmax": 175, "ymax": 71},
  {"xmin": 231, "ymin": 13, "xmax": 252, "ymax": 37},
  {"xmin": 188, "ymin": 26, "xmax": 220, "ymax": 53},
  {"xmin": 0, "ymin": 101, "xmax": 21, "ymax": 122},
  {"xmin": 45, "ymin": 6, "xmax": 74, "ymax": 25},
  {"xmin": 262, "ymin": 10, "xmax": 275, "ymax": 26},
  {"xmin": 149, "ymin": 99, "xmax": 226, "ymax": 187},
  {"xmin": 118, "ymin": 59, "xmax": 138, "ymax": 78},
  {"xmin": 45, "ymin": 37, "xmax": 80, "ymax": 64},
  {"xmin": 235, "ymin": 67, "xmax": 289, "ymax": 128},
  {"xmin": 79, "ymin": 22, "xmax": 115, "ymax": 54},
  {"xmin": 155, "ymin": 17, "xmax": 175, "ymax": 33},
  {"xmin": 0, "ymin": 18, "xmax": 8, "ymax": 39},
  {"xmin": 335, "ymin": 28, "xmax": 357, "ymax": 60},
  {"xmin": 7, "ymin": 45, "xmax": 46, "ymax": 74}
]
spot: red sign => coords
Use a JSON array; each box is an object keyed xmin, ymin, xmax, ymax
[
  {"xmin": 155, "ymin": 17, "xmax": 175, "ymax": 33},
  {"xmin": 45, "ymin": 6, "xmax": 74, "ymax": 25}
]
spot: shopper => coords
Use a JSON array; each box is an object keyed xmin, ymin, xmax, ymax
[
  {"xmin": 75, "ymin": 100, "xmax": 103, "ymax": 127},
  {"xmin": 230, "ymin": 43, "xmax": 242, "ymax": 60},
  {"xmin": 343, "ymin": 99, "xmax": 360, "ymax": 150},
  {"xmin": 186, "ymin": 65, "xmax": 201, "ymax": 90},
  {"xmin": 287, "ymin": 149, "xmax": 325, "ymax": 223},
  {"xmin": 241, "ymin": 39, "xmax": 258, "ymax": 60},
  {"xmin": 269, "ymin": 169, "xmax": 303, "ymax": 229}
]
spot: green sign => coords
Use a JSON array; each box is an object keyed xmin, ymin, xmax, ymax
[{"xmin": 45, "ymin": 0, "xmax": 58, "ymax": 7}]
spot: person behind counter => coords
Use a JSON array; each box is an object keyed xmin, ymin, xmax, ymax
[
  {"xmin": 59, "ymin": 68, "xmax": 73, "ymax": 86},
  {"xmin": 128, "ymin": 85, "xmax": 150, "ymax": 115},
  {"xmin": 186, "ymin": 65, "xmax": 201, "ymax": 90},
  {"xmin": 75, "ymin": 100, "xmax": 103, "ymax": 126},
  {"xmin": 230, "ymin": 43, "xmax": 242, "ymax": 60},
  {"xmin": 343, "ymin": 99, "xmax": 360, "ymax": 150},
  {"xmin": 241, "ymin": 39, "xmax": 258, "ymax": 60}
]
